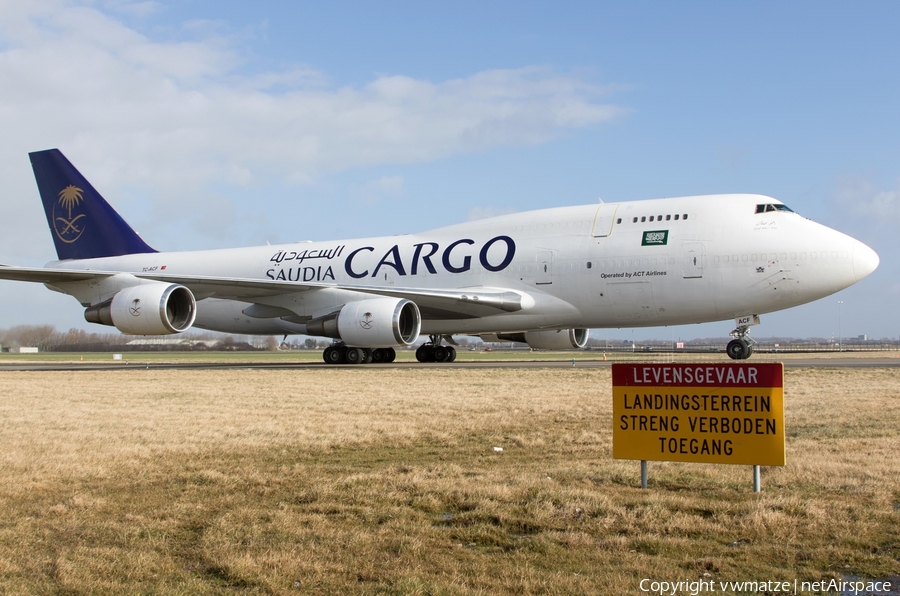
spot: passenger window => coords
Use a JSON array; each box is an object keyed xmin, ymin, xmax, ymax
[
  {"xmin": 616, "ymin": 218, "xmax": 622, "ymax": 224},
  {"xmin": 666, "ymin": 214, "xmax": 671, "ymax": 221},
  {"xmin": 633, "ymin": 217, "xmax": 638, "ymax": 223},
  {"xmin": 674, "ymin": 214, "xmax": 679, "ymax": 220},
  {"xmin": 657, "ymin": 215, "xmax": 662, "ymax": 221},
  {"xmin": 649, "ymin": 216, "xmax": 654, "ymax": 222},
  {"xmin": 683, "ymin": 214, "xmax": 688, "ymax": 220},
  {"xmin": 641, "ymin": 216, "xmax": 646, "ymax": 222}
]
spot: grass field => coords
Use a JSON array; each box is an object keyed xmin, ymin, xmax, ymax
[{"xmin": 0, "ymin": 361, "xmax": 897, "ymax": 594}]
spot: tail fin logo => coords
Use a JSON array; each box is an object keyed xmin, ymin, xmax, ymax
[{"xmin": 53, "ymin": 185, "xmax": 87, "ymax": 244}]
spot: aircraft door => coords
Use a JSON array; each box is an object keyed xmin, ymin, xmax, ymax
[
  {"xmin": 536, "ymin": 251, "xmax": 553, "ymax": 285},
  {"xmin": 592, "ymin": 204, "xmax": 619, "ymax": 237},
  {"xmin": 682, "ymin": 242, "xmax": 705, "ymax": 278}
]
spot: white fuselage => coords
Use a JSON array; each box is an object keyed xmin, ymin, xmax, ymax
[{"xmin": 47, "ymin": 194, "xmax": 878, "ymax": 337}]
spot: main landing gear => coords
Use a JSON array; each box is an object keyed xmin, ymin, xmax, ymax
[
  {"xmin": 726, "ymin": 324, "xmax": 756, "ymax": 360},
  {"xmin": 322, "ymin": 343, "xmax": 396, "ymax": 365},
  {"xmin": 415, "ymin": 335, "xmax": 457, "ymax": 363},
  {"xmin": 320, "ymin": 335, "xmax": 458, "ymax": 364}
]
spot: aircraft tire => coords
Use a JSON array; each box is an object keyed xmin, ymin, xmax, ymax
[
  {"xmin": 415, "ymin": 344, "xmax": 433, "ymax": 363},
  {"xmin": 323, "ymin": 346, "xmax": 345, "ymax": 364},
  {"xmin": 371, "ymin": 348, "xmax": 387, "ymax": 363},
  {"xmin": 446, "ymin": 346, "xmax": 457, "ymax": 362},
  {"xmin": 726, "ymin": 339, "xmax": 749, "ymax": 360},
  {"xmin": 361, "ymin": 348, "xmax": 373, "ymax": 364},
  {"xmin": 383, "ymin": 347, "xmax": 396, "ymax": 363},
  {"xmin": 432, "ymin": 345, "xmax": 448, "ymax": 362},
  {"xmin": 345, "ymin": 347, "xmax": 365, "ymax": 364}
]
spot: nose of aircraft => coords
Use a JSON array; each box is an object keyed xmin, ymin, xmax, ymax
[{"xmin": 852, "ymin": 240, "xmax": 879, "ymax": 282}]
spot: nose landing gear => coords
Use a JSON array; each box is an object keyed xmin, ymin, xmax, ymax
[{"xmin": 726, "ymin": 324, "xmax": 756, "ymax": 360}]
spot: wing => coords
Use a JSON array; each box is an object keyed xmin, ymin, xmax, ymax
[{"xmin": 0, "ymin": 264, "xmax": 530, "ymax": 319}]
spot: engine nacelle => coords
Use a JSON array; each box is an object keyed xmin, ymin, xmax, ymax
[
  {"xmin": 84, "ymin": 283, "xmax": 197, "ymax": 334},
  {"xmin": 523, "ymin": 328, "xmax": 588, "ymax": 350},
  {"xmin": 306, "ymin": 297, "xmax": 421, "ymax": 347},
  {"xmin": 491, "ymin": 328, "xmax": 588, "ymax": 350}
]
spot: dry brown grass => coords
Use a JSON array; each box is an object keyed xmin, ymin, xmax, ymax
[{"xmin": 0, "ymin": 366, "xmax": 897, "ymax": 594}]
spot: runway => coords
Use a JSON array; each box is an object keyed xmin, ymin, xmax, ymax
[{"xmin": 1, "ymin": 355, "xmax": 897, "ymax": 372}]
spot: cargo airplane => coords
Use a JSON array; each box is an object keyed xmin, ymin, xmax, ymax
[{"xmin": 0, "ymin": 149, "xmax": 880, "ymax": 362}]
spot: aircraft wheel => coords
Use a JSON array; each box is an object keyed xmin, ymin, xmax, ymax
[
  {"xmin": 345, "ymin": 347, "xmax": 365, "ymax": 364},
  {"xmin": 726, "ymin": 339, "xmax": 749, "ymax": 360},
  {"xmin": 361, "ymin": 348, "xmax": 373, "ymax": 364},
  {"xmin": 383, "ymin": 347, "xmax": 396, "ymax": 363},
  {"xmin": 323, "ymin": 346, "xmax": 345, "ymax": 364},
  {"xmin": 432, "ymin": 345, "xmax": 448, "ymax": 362},
  {"xmin": 371, "ymin": 348, "xmax": 388, "ymax": 363},
  {"xmin": 415, "ymin": 344, "xmax": 433, "ymax": 363},
  {"xmin": 446, "ymin": 346, "xmax": 457, "ymax": 362}
]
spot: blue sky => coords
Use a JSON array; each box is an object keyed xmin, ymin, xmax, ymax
[{"xmin": 0, "ymin": 1, "xmax": 897, "ymax": 340}]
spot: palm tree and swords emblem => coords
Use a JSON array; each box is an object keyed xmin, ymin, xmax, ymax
[
  {"xmin": 53, "ymin": 185, "xmax": 86, "ymax": 243},
  {"xmin": 360, "ymin": 312, "xmax": 374, "ymax": 329}
]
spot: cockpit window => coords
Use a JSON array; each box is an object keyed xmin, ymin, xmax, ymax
[{"xmin": 755, "ymin": 203, "xmax": 795, "ymax": 214}]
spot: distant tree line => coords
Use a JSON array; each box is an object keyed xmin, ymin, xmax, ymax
[
  {"xmin": 0, "ymin": 325, "xmax": 277, "ymax": 352},
  {"xmin": 1, "ymin": 324, "xmax": 896, "ymax": 353}
]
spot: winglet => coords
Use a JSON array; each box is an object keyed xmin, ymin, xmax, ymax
[{"xmin": 29, "ymin": 149, "xmax": 156, "ymax": 260}]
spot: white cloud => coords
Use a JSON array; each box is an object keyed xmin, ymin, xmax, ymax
[
  {"xmin": 0, "ymin": 1, "xmax": 624, "ymax": 258},
  {"xmin": 854, "ymin": 186, "xmax": 900, "ymax": 223},
  {"xmin": 830, "ymin": 175, "xmax": 900, "ymax": 225},
  {"xmin": 104, "ymin": 1, "xmax": 163, "ymax": 19},
  {"xmin": 359, "ymin": 175, "xmax": 405, "ymax": 204}
]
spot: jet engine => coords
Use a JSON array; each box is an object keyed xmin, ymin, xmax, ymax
[
  {"xmin": 306, "ymin": 297, "xmax": 421, "ymax": 347},
  {"xmin": 84, "ymin": 283, "xmax": 197, "ymax": 335},
  {"xmin": 492, "ymin": 328, "xmax": 588, "ymax": 350}
]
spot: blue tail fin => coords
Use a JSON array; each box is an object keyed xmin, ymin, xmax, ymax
[{"xmin": 29, "ymin": 149, "xmax": 156, "ymax": 260}]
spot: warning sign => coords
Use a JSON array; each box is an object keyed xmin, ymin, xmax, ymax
[{"xmin": 612, "ymin": 363, "xmax": 785, "ymax": 466}]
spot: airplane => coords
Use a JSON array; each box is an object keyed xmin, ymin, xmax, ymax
[{"xmin": 0, "ymin": 149, "xmax": 880, "ymax": 363}]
